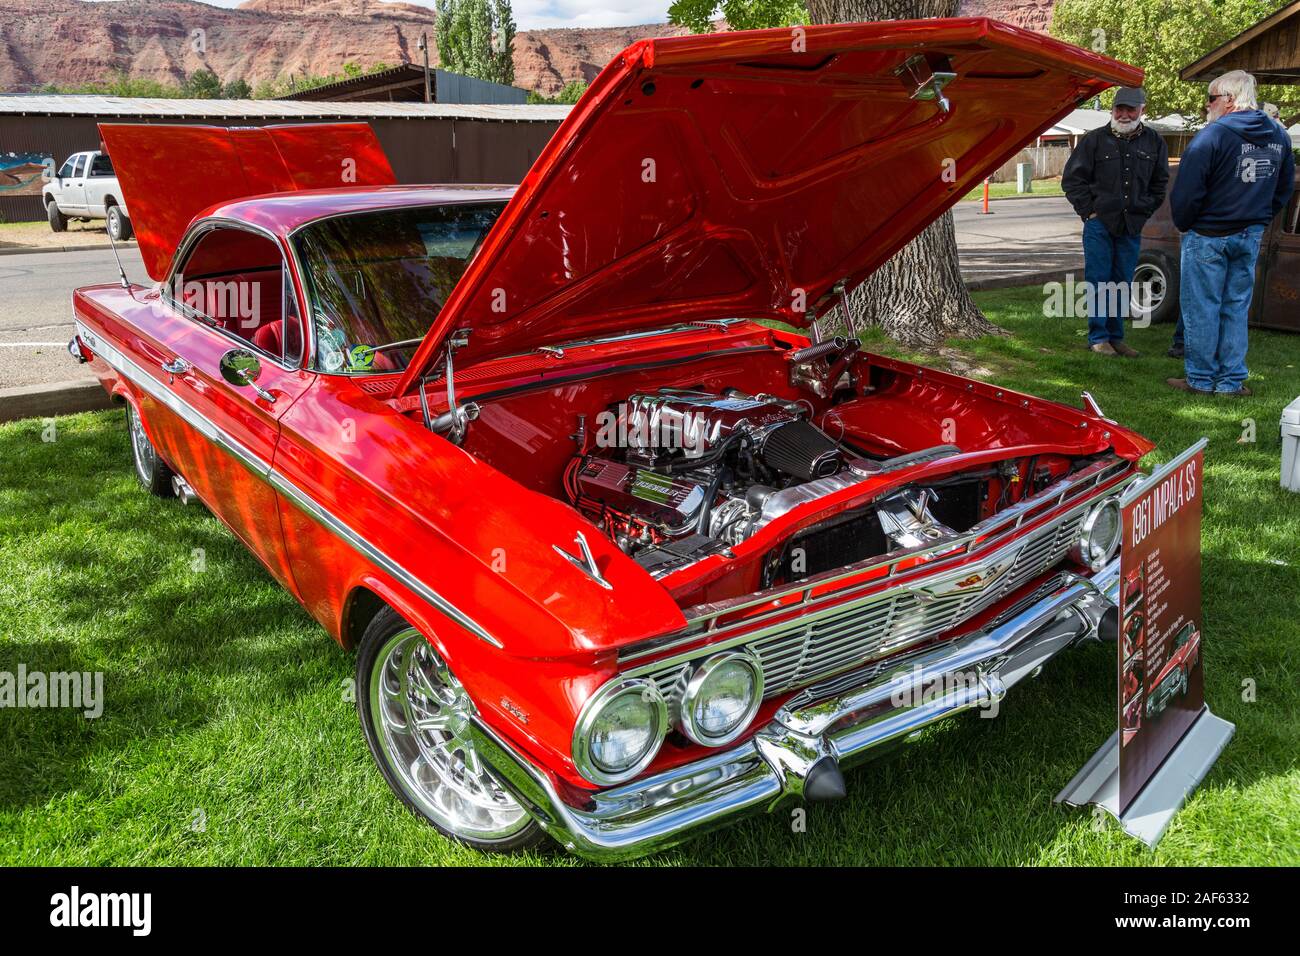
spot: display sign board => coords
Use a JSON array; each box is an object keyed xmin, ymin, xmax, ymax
[
  {"xmin": 1057, "ymin": 439, "xmax": 1232, "ymax": 847},
  {"xmin": 1118, "ymin": 443, "xmax": 1206, "ymax": 813}
]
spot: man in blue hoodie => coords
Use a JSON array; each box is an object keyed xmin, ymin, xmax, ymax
[{"xmin": 1169, "ymin": 70, "xmax": 1294, "ymax": 396}]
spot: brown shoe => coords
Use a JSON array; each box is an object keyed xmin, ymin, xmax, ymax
[
  {"xmin": 1166, "ymin": 378, "xmax": 1214, "ymax": 395},
  {"xmin": 1111, "ymin": 341, "xmax": 1140, "ymax": 358},
  {"xmin": 1216, "ymin": 386, "xmax": 1253, "ymax": 397},
  {"xmin": 1089, "ymin": 342, "xmax": 1118, "ymax": 356}
]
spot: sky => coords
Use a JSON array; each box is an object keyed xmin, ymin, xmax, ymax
[{"xmin": 107, "ymin": 0, "xmax": 677, "ymax": 31}]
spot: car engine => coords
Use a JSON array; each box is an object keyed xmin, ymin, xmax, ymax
[{"xmin": 565, "ymin": 388, "xmax": 854, "ymax": 576}]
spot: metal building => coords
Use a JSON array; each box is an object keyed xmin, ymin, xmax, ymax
[
  {"xmin": 276, "ymin": 65, "xmax": 529, "ymax": 105},
  {"xmin": 0, "ymin": 95, "xmax": 568, "ymax": 222}
]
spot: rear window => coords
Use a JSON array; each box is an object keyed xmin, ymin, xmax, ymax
[{"xmin": 90, "ymin": 154, "xmax": 114, "ymax": 177}]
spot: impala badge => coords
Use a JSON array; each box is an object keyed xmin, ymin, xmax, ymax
[{"xmin": 924, "ymin": 555, "xmax": 1015, "ymax": 597}]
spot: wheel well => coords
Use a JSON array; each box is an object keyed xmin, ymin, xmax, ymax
[{"xmin": 341, "ymin": 586, "xmax": 387, "ymax": 651}]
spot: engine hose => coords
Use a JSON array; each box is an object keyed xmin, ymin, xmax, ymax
[
  {"xmin": 696, "ymin": 465, "xmax": 732, "ymax": 535},
  {"xmin": 665, "ymin": 429, "xmax": 748, "ymax": 475}
]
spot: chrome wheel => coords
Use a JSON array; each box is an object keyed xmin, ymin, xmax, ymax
[
  {"xmin": 368, "ymin": 628, "xmax": 530, "ymax": 841},
  {"xmin": 1131, "ymin": 261, "xmax": 1166, "ymax": 319},
  {"xmin": 128, "ymin": 404, "xmax": 156, "ymax": 485}
]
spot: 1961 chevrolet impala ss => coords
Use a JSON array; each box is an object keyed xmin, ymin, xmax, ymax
[{"xmin": 69, "ymin": 20, "xmax": 1149, "ymax": 860}]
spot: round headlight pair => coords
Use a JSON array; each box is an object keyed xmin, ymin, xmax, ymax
[
  {"xmin": 572, "ymin": 652, "xmax": 765, "ymax": 784},
  {"xmin": 1073, "ymin": 497, "xmax": 1122, "ymax": 571}
]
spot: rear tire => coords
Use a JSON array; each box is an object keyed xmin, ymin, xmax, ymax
[
  {"xmin": 107, "ymin": 204, "xmax": 133, "ymax": 241},
  {"xmin": 1133, "ymin": 251, "xmax": 1179, "ymax": 325},
  {"xmin": 356, "ymin": 606, "xmax": 545, "ymax": 854},
  {"xmin": 47, "ymin": 200, "xmax": 66, "ymax": 233},
  {"xmin": 126, "ymin": 403, "xmax": 175, "ymax": 497}
]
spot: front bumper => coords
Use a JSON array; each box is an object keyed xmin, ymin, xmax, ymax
[{"xmin": 471, "ymin": 558, "xmax": 1120, "ymax": 862}]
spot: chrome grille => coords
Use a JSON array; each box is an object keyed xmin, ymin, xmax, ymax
[{"xmin": 646, "ymin": 510, "xmax": 1086, "ymax": 718}]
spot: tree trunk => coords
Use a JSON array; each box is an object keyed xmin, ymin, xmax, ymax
[{"xmin": 806, "ymin": 0, "xmax": 1002, "ymax": 349}]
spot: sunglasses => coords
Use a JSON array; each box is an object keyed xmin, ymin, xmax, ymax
[{"xmin": 1206, "ymin": 93, "xmax": 1230, "ymax": 103}]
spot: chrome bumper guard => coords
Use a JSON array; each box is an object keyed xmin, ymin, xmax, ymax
[{"xmin": 470, "ymin": 558, "xmax": 1120, "ymax": 862}]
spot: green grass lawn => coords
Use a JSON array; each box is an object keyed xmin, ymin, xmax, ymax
[
  {"xmin": 2, "ymin": 289, "xmax": 1297, "ymax": 866},
  {"xmin": 960, "ymin": 177, "xmax": 1065, "ymax": 202}
]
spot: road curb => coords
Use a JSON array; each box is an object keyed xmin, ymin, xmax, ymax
[
  {"xmin": 0, "ymin": 379, "xmax": 115, "ymax": 424},
  {"xmin": 965, "ymin": 269, "xmax": 1073, "ymax": 291},
  {"xmin": 0, "ymin": 241, "xmax": 138, "ymax": 257}
]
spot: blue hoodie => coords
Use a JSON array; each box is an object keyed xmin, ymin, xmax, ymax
[{"xmin": 1170, "ymin": 109, "xmax": 1295, "ymax": 234}]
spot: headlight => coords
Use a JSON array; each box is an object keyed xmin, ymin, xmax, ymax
[
  {"xmin": 1073, "ymin": 497, "xmax": 1122, "ymax": 571},
  {"xmin": 679, "ymin": 652, "xmax": 764, "ymax": 747},
  {"xmin": 572, "ymin": 678, "xmax": 667, "ymax": 785}
]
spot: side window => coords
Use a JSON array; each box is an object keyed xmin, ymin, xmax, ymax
[
  {"xmin": 169, "ymin": 226, "xmax": 296, "ymax": 365},
  {"xmin": 57, "ymin": 158, "xmax": 75, "ymax": 179},
  {"xmin": 282, "ymin": 272, "xmax": 304, "ymax": 367},
  {"xmin": 90, "ymin": 154, "xmax": 114, "ymax": 177},
  {"xmin": 71, "ymin": 155, "xmax": 86, "ymax": 179}
]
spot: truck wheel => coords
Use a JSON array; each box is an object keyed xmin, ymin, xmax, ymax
[
  {"xmin": 47, "ymin": 200, "xmax": 66, "ymax": 233},
  {"xmin": 356, "ymin": 606, "xmax": 545, "ymax": 854},
  {"xmin": 107, "ymin": 205, "xmax": 133, "ymax": 242},
  {"xmin": 1133, "ymin": 251, "xmax": 1179, "ymax": 325},
  {"xmin": 126, "ymin": 404, "xmax": 176, "ymax": 497}
]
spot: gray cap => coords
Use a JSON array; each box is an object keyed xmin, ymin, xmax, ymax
[{"xmin": 1113, "ymin": 87, "xmax": 1147, "ymax": 108}]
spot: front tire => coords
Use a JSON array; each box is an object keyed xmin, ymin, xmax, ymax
[
  {"xmin": 356, "ymin": 607, "xmax": 544, "ymax": 853},
  {"xmin": 47, "ymin": 200, "xmax": 66, "ymax": 233},
  {"xmin": 1133, "ymin": 251, "xmax": 1179, "ymax": 325},
  {"xmin": 126, "ymin": 403, "xmax": 175, "ymax": 497},
  {"xmin": 107, "ymin": 204, "xmax": 133, "ymax": 241}
]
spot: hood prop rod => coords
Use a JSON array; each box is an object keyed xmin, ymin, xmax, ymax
[{"xmin": 425, "ymin": 329, "xmax": 478, "ymax": 444}]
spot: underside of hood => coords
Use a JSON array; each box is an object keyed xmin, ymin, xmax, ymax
[
  {"xmin": 98, "ymin": 122, "xmax": 396, "ymax": 281},
  {"xmin": 394, "ymin": 18, "xmax": 1141, "ymax": 395}
]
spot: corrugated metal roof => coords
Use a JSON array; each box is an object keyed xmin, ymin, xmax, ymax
[{"xmin": 0, "ymin": 95, "xmax": 569, "ymax": 121}]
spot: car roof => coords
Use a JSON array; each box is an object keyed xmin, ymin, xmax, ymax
[{"xmin": 200, "ymin": 184, "xmax": 518, "ymax": 237}]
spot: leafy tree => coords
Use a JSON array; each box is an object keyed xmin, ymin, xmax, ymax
[
  {"xmin": 527, "ymin": 80, "xmax": 588, "ymax": 104},
  {"xmin": 435, "ymin": 0, "xmax": 516, "ymax": 85},
  {"xmin": 181, "ymin": 68, "xmax": 223, "ymax": 99},
  {"xmin": 222, "ymin": 78, "xmax": 253, "ymax": 99},
  {"xmin": 668, "ymin": 0, "xmax": 806, "ymax": 32},
  {"xmin": 40, "ymin": 73, "xmax": 184, "ymax": 97},
  {"xmin": 1052, "ymin": 0, "xmax": 1300, "ymax": 120}
]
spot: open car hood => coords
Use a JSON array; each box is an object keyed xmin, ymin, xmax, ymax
[
  {"xmin": 98, "ymin": 122, "xmax": 396, "ymax": 281},
  {"xmin": 395, "ymin": 19, "xmax": 1139, "ymax": 395}
]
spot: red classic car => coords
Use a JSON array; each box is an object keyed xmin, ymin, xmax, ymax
[
  {"xmin": 1145, "ymin": 622, "xmax": 1201, "ymax": 719},
  {"xmin": 68, "ymin": 21, "xmax": 1151, "ymax": 860}
]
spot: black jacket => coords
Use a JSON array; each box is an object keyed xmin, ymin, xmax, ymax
[{"xmin": 1062, "ymin": 123, "xmax": 1170, "ymax": 236}]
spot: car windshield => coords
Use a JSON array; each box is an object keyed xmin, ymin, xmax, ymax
[{"xmin": 293, "ymin": 202, "xmax": 504, "ymax": 374}]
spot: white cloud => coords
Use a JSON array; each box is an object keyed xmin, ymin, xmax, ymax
[{"xmin": 93, "ymin": 0, "xmax": 673, "ymax": 31}]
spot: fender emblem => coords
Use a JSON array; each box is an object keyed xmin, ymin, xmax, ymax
[{"xmin": 500, "ymin": 696, "xmax": 529, "ymax": 724}]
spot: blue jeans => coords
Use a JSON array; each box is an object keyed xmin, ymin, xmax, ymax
[
  {"xmin": 1082, "ymin": 217, "xmax": 1141, "ymax": 344},
  {"xmin": 1179, "ymin": 225, "xmax": 1264, "ymax": 392}
]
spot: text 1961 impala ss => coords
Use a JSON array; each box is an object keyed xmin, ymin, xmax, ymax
[{"xmin": 69, "ymin": 20, "xmax": 1148, "ymax": 860}]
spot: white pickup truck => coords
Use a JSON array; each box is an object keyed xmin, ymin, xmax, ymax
[{"xmin": 42, "ymin": 150, "xmax": 133, "ymax": 240}]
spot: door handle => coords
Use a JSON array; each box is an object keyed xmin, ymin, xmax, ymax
[{"xmin": 161, "ymin": 357, "xmax": 191, "ymax": 375}]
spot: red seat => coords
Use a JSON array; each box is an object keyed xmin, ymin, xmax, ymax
[{"xmin": 252, "ymin": 320, "xmax": 283, "ymax": 358}]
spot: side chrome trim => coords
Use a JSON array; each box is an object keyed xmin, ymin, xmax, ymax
[{"xmin": 74, "ymin": 318, "xmax": 503, "ymax": 649}]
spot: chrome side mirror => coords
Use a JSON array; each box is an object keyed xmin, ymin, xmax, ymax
[{"xmin": 219, "ymin": 348, "xmax": 275, "ymax": 403}]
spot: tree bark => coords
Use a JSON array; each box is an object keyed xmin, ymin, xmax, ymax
[{"xmin": 806, "ymin": 0, "xmax": 1001, "ymax": 349}]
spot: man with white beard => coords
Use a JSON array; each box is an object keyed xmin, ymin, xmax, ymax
[{"xmin": 1063, "ymin": 87, "xmax": 1170, "ymax": 357}]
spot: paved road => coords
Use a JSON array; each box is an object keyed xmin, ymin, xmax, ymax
[
  {"xmin": 0, "ymin": 196, "xmax": 1082, "ymax": 393},
  {"xmin": 0, "ymin": 245, "xmax": 147, "ymax": 390},
  {"xmin": 953, "ymin": 196, "xmax": 1083, "ymax": 285}
]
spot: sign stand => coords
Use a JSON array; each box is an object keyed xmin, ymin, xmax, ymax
[
  {"xmin": 1055, "ymin": 707, "xmax": 1235, "ymax": 847},
  {"xmin": 1056, "ymin": 438, "xmax": 1234, "ymax": 848}
]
